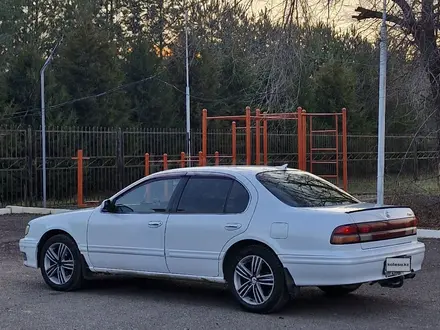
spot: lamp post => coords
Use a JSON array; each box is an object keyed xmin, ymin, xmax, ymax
[
  {"xmin": 185, "ymin": 9, "xmax": 191, "ymax": 166},
  {"xmin": 40, "ymin": 37, "xmax": 63, "ymax": 208},
  {"xmin": 376, "ymin": 0, "xmax": 387, "ymax": 206}
]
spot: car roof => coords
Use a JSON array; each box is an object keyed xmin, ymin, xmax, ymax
[{"xmin": 149, "ymin": 165, "xmax": 302, "ymax": 179}]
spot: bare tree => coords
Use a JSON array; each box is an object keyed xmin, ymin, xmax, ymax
[{"xmin": 352, "ymin": 0, "xmax": 440, "ymax": 161}]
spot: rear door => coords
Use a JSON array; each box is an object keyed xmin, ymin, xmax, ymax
[
  {"xmin": 346, "ymin": 206, "xmax": 418, "ymax": 250},
  {"xmin": 165, "ymin": 173, "xmax": 257, "ymax": 277}
]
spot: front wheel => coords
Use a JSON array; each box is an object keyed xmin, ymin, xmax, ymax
[
  {"xmin": 226, "ymin": 245, "xmax": 290, "ymax": 314},
  {"xmin": 318, "ymin": 283, "xmax": 362, "ymax": 296},
  {"xmin": 39, "ymin": 234, "xmax": 84, "ymax": 291}
]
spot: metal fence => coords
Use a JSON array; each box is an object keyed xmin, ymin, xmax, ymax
[{"xmin": 0, "ymin": 126, "xmax": 438, "ymax": 207}]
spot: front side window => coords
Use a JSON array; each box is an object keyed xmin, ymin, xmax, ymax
[
  {"xmin": 114, "ymin": 177, "xmax": 182, "ymax": 213},
  {"xmin": 256, "ymin": 170, "xmax": 359, "ymax": 207},
  {"xmin": 177, "ymin": 177, "xmax": 234, "ymax": 213}
]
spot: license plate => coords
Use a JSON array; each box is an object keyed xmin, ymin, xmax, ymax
[{"xmin": 384, "ymin": 257, "xmax": 411, "ymax": 276}]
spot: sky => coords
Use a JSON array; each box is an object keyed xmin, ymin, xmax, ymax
[{"xmin": 250, "ymin": 0, "xmax": 378, "ymax": 37}]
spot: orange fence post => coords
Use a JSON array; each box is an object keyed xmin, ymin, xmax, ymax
[
  {"xmin": 232, "ymin": 121, "xmax": 237, "ymax": 165},
  {"xmin": 297, "ymin": 107, "xmax": 304, "ymax": 170},
  {"xmin": 164, "ymin": 154, "xmax": 169, "ymax": 197},
  {"xmin": 245, "ymin": 106, "xmax": 251, "ymax": 165},
  {"xmin": 263, "ymin": 113, "xmax": 268, "ymax": 165},
  {"xmin": 198, "ymin": 151, "xmax": 203, "ymax": 166},
  {"xmin": 342, "ymin": 108, "xmax": 348, "ymax": 191},
  {"xmin": 180, "ymin": 152, "xmax": 186, "ymax": 168},
  {"xmin": 255, "ymin": 109, "xmax": 261, "ymax": 165},
  {"xmin": 77, "ymin": 150, "xmax": 84, "ymax": 207},
  {"xmin": 71, "ymin": 149, "xmax": 90, "ymax": 208},
  {"xmin": 78, "ymin": 150, "xmax": 83, "ymax": 207},
  {"xmin": 144, "ymin": 153, "xmax": 150, "ymax": 176},
  {"xmin": 163, "ymin": 153, "xmax": 168, "ymax": 170},
  {"xmin": 335, "ymin": 113, "xmax": 339, "ymax": 187},
  {"xmin": 202, "ymin": 109, "xmax": 208, "ymax": 166},
  {"xmin": 215, "ymin": 151, "xmax": 219, "ymax": 166},
  {"xmin": 309, "ymin": 115, "xmax": 313, "ymax": 172},
  {"xmin": 302, "ymin": 109, "xmax": 307, "ymax": 170}
]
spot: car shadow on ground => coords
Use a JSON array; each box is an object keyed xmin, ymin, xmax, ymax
[
  {"xmin": 46, "ymin": 275, "xmax": 405, "ymax": 316},
  {"xmin": 281, "ymin": 288, "xmax": 403, "ymax": 317}
]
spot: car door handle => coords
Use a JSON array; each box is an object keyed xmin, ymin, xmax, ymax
[
  {"xmin": 225, "ymin": 223, "xmax": 242, "ymax": 231},
  {"xmin": 148, "ymin": 221, "xmax": 163, "ymax": 228}
]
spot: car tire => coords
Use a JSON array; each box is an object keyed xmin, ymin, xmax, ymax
[
  {"xmin": 39, "ymin": 234, "xmax": 84, "ymax": 291},
  {"xmin": 318, "ymin": 283, "xmax": 362, "ymax": 296},
  {"xmin": 225, "ymin": 244, "xmax": 290, "ymax": 314}
]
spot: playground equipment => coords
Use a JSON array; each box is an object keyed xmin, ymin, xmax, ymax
[
  {"xmin": 201, "ymin": 106, "xmax": 347, "ymax": 189},
  {"xmin": 72, "ymin": 106, "xmax": 348, "ymax": 208},
  {"xmin": 306, "ymin": 108, "xmax": 348, "ymax": 188}
]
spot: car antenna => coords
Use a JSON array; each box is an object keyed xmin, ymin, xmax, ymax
[{"xmin": 277, "ymin": 163, "xmax": 288, "ymax": 170}]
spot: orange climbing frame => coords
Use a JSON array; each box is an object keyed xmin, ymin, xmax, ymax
[
  {"xmin": 74, "ymin": 108, "xmax": 347, "ymax": 208},
  {"xmin": 305, "ymin": 108, "xmax": 347, "ymax": 189},
  {"xmin": 201, "ymin": 106, "xmax": 348, "ymax": 191},
  {"xmin": 202, "ymin": 107, "xmax": 303, "ymax": 167}
]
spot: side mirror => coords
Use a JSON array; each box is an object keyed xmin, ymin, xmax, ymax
[{"xmin": 102, "ymin": 199, "xmax": 115, "ymax": 213}]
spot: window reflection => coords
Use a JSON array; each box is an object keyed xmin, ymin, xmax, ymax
[{"xmin": 256, "ymin": 170, "xmax": 359, "ymax": 207}]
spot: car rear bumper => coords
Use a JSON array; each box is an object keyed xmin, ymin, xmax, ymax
[
  {"xmin": 279, "ymin": 241, "xmax": 425, "ymax": 286},
  {"xmin": 19, "ymin": 237, "xmax": 38, "ymax": 268}
]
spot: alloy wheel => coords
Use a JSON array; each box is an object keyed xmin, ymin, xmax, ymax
[
  {"xmin": 233, "ymin": 255, "xmax": 275, "ymax": 306},
  {"xmin": 43, "ymin": 242, "xmax": 75, "ymax": 285}
]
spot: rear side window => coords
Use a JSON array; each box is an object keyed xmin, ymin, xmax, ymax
[
  {"xmin": 177, "ymin": 177, "xmax": 233, "ymax": 213},
  {"xmin": 176, "ymin": 176, "xmax": 250, "ymax": 214},
  {"xmin": 256, "ymin": 170, "xmax": 359, "ymax": 207},
  {"xmin": 225, "ymin": 181, "xmax": 250, "ymax": 213}
]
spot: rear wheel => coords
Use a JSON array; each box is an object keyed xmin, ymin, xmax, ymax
[
  {"xmin": 39, "ymin": 234, "xmax": 84, "ymax": 291},
  {"xmin": 318, "ymin": 283, "xmax": 362, "ymax": 296},
  {"xmin": 225, "ymin": 245, "xmax": 290, "ymax": 314}
]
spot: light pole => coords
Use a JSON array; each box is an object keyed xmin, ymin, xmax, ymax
[
  {"xmin": 185, "ymin": 9, "xmax": 192, "ymax": 167},
  {"xmin": 40, "ymin": 37, "xmax": 63, "ymax": 208},
  {"xmin": 376, "ymin": 0, "xmax": 387, "ymax": 206}
]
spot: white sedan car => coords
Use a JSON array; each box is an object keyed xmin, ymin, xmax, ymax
[{"xmin": 19, "ymin": 166, "xmax": 425, "ymax": 313}]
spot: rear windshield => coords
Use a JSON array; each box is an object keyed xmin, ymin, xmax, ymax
[{"xmin": 256, "ymin": 170, "xmax": 359, "ymax": 207}]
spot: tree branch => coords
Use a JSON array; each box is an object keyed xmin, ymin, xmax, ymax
[
  {"xmin": 392, "ymin": 0, "xmax": 416, "ymax": 25},
  {"xmin": 352, "ymin": 7, "xmax": 405, "ymax": 27}
]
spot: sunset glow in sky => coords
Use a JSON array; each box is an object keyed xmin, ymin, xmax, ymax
[
  {"xmin": 249, "ymin": 0, "xmax": 381, "ymax": 40},
  {"xmin": 252, "ymin": 0, "xmax": 361, "ymax": 30}
]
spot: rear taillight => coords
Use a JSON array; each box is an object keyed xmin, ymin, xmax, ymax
[{"xmin": 330, "ymin": 217, "xmax": 418, "ymax": 244}]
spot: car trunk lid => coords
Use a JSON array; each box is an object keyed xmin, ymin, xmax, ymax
[{"xmin": 345, "ymin": 204, "xmax": 418, "ymax": 250}]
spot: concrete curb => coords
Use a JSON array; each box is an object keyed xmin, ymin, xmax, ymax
[
  {"xmin": 417, "ymin": 229, "xmax": 440, "ymax": 239},
  {"xmin": 0, "ymin": 206, "xmax": 72, "ymax": 215},
  {"xmin": 0, "ymin": 208, "xmax": 11, "ymax": 215},
  {"xmin": 1, "ymin": 205, "xmax": 439, "ymax": 239}
]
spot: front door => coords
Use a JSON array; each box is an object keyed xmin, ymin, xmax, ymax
[
  {"xmin": 87, "ymin": 175, "xmax": 183, "ymax": 273},
  {"xmin": 165, "ymin": 174, "xmax": 256, "ymax": 277}
]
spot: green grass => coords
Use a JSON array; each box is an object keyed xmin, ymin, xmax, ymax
[{"xmin": 348, "ymin": 173, "xmax": 439, "ymax": 196}]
